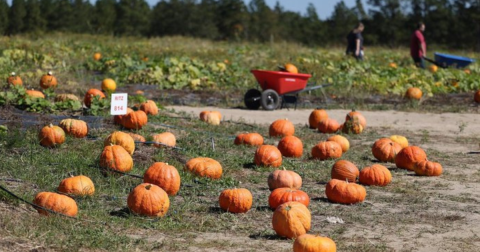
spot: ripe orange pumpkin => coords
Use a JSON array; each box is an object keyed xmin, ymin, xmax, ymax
[
  {"xmin": 99, "ymin": 145, "xmax": 134, "ymax": 173},
  {"xmin": 413, "ymin": 160, "xmax": 443, "ymax": 176},
  {"xmin": 219, "ymin": 188, "xmax": 253, "ymax": 213},
  {"xmin": 122, "ymin": 110, "xmax": 148, "ymax": 130},
  {"xmin": 152, "ymin": 132, "xmax": 176, "ymax": 148},
  {"xmin": 284, "ymin": 63, "xmax": 298, "ymax": 74},
  {"xmin": 405, "ymin": 87, "xmax": 422, "ymax": 100},
  {"xmin": 84, "ymin": 88, "xmax": 105, "ymax": 108},
  {"xmin": 269, "ymin": 119, "xmax": 295, "ymax": 137},
  {"xmin": 277, "ymin": 135, "xmax": 303, "ymax": 158},
  {"xmin": 389, "ymin": 135, "xmax": 409, "ymax": 149},
  {"xmin": 268, "ymin": 168, "xmax": 302, "ymax": 191},
  {"xmin": 33, "ymin": 192, "xmax": 78, "ymax": 217},
  {"xmin": 140, "ymin": 100, "xmax": 159, "ymax": 115},
  {"xmin": 127, "ymin": 132, "xmax": 146, "ymax": 143},
  {"xmin": 293, "ymin": 234, "xmax": 337, "ymax": 252},
  {"xmin": 104, "ymin": 131, "xmax": 135, "ymax": 155},
  {"xmin": 372, "ymin": 138, "xmax": 402, "ymax": 162},
  {"xmin": 359, "ymin": 164, "xmax": 392, "ymax": 186},
  {"xmin": 254, "ymin": 145, "xmax": 283, "ymax": 167},
  {"xmin": 345, "ymin": 109, "xmax": 367, "ymax": 129},
  {"xmin": 317, "ymin": 118, "xmax": 341, "ymax": 133},
  {"xmin": 331, "ymin": 160, "xmax": 359, "ymax": 182},
  {"xmin": 93, "ymin": 52, "xmax": 102, "ymax": 61},
  {"xmin": 101, "ymin": 78, "xmax": 117, "ymax": 92},
  {"xmin": 327, "ymin": 135, "xmax": 350, "ymax": 153},
  {"xmin": 114, "ymin": 108, "xmax": 134, "ymax": 125},
  {"xmin": 269, "ymin": 188, "xmax": 310, "ymax": 210},
  {"xmin": 234, "ymin": 132, "xmax": 264, "ymax": 146},
  {"xmin": 185, "ymin": 157, "xmax": 223, "ymax": 179},
  {"xmin": 272, "ymin": 201, "xmax": 311, "ymax": 239},
  {"xmin": 57, "ymin": 175, "xmax": 95, "ymax": 196},
  {"xmin": 38, "ymin": 124, "xmax": 65, "ymax": 148},
  {"xmin": 308, "ymin": 109, "xmax": 328, "ymax": 129},
  {"xmin": 311, "ymin": 141, "xmax": 343, "ymax": 160},
  {"xmin": 429, "ymin": 65, "xmax": 438, "ymax": 73},
  {"xmin": 59, "ymin": 119, "xmax": 88, "ymax": 138},
  {"xmin": 127, "ymin": 183, "xmax": 170, "ymax": 217},
  {"xmin": 7, "ymin": 72, "xmax": 22, "ymax": 86},
  {"xmin": 474, "ymin": 90, "xmax": 480, "ymax": 103},
  {"xmin": 200, "ymin": 111, "xmax": 222, "ymax": 125},
  {"xmin": 39, "ymin": 71, "xmax": 57, "ymax": 89},
  {"xmin": 143, "ymin": 162, "xmax": 181, "ymax": 196},
  {"xmin": 389, "ymin": 62, "xmax": 398, "ymax": 69},
  {"xmin": 25, "ymin": 90, "xmax": 45, "ymax": 99},
  {"xmin": 325, "ymin": 179, "xmax": 366, "ymax": 204},
  {"xmin": 395, "ymin": 146, "xmax": 427, "ymax": 170}
]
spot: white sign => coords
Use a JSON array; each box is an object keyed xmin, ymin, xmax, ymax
[{"xmin": 110, "ymin": 93, "xmax": 128, "ymax": 115}]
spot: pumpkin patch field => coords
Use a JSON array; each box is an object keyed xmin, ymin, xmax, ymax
[{"xmin": 1, "ymin": 34, "xmax": 480, "ymax": 251}]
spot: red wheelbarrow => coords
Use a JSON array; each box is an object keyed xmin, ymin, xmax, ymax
[{"xmin": 244, "ymin": 69, "xmax": 329, "ymax": 110}]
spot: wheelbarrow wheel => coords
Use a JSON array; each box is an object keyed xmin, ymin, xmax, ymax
[
  {"xmin": 244, "ymin": 89, "xmax": 262, "ymax": 110},
  {"xmin": 261, "ymin": 89, "xmax": 280, "ymax": 111}
]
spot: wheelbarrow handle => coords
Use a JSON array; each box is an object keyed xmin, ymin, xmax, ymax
[{"xmin": 423, "ymin": 56, "xmax": 447, "ymax": 68}]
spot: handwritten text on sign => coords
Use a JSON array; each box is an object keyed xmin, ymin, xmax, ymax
[{"xmin": 110, "ymin": 93, "xmax": 128, "ymax": 115}]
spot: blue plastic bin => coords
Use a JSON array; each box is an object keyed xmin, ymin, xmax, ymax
[{"xmin": 434, "ymin": 52, "xmax": 475, "ymax": 68}]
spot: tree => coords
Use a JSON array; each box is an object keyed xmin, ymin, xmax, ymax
[
  {"xmin": 23, "ymin": 0, "xmax": 46, "ymax": 33},
  {"xmin": 367, "ymin": 0, "xmax": 409, "ymax": 46},
  {"xmin": 93, "ymin": 0, "xmax": 117, "ymax": 34},
  {"xmin": 8, "ymin": 0, "xmax": 27, "ymax": 35},
  {"xmin": 70, "ymin": 0, "xmax": 94, "ymax": 33},
  {"xmin": 115, "ymin": 0, "xmax": 151, "ymax": 36},
  {"xmin": 0, "ymin": 0, "xmax": 8, "ymax": 35},
  {"xmin": 216, "ymin": 0, "xmax": 248, "ymax": 40},
  {"xmin": 327, "ymin": 1, "xmax": 358, "ymax": 45},
  {"xmin": 247, "ymin": 0, "xmax": 277, "ymax": 42}
]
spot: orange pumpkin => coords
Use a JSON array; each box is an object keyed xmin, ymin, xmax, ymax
[
  {"xmin": 25, "ymin": 90, "xmax": 45, "ymax": 99},
  {"xmin": 269, "ymin": 119, "xmax": 295, "ymax": 137},
  {"xmin": 395, "ymin": 146, "xmax": 427, "ymax": 170},
  {"xmin": 39, "ymin": 71, "xmax": 57, "ymax": 89},
  {"xmin": 93, "ymin": 52, "xmax": 102, "ymax": 61},
  {"xmin": 101, "ymin": 78, "xmax": 116, "ymax": 92},
  {"xmin": 272, "ymin": 201, "xmax": 311, "ymax": 239},
  {"xmin": 234, "ymin": 132, "xmax": 264, "ymax": 146},
  {"xmin": 127, "ymin": 183, "xmax": 170, "ymax": 217},
  {"xmin": 342, "ymin": 118, "xmax": 364, "ymax": 134},
  {"xmin": 389, "ymin": 62, "xmax": 398, "ymax": 69},
  {"xmin": 254, "ymin": 145, "xmax": 282, "ymax": 167},
  {"xmin": 185, "ymin": 157, "xmax": 222, "ymax": 179},
  {"xmin": 127, "ymin": 132, "xmax": 146, "ymax": 143},
  {"xmin": 317, "ymin": 118, "xmax": 341, "ymax": 133},
  {"xmin": 200, "ymin": 111, "xmax": 222, "ymax": 125},
  {"xmin": 104, "ymin": 131, "xmax": 135, "ymax": 155},
  {"xmin": 331, "ymin": 160, "xmax": 359, "ymax": 182},
  {"xmin": 345, "ymin": 109, "xmax": 367, "ymax": 129},
  {"xmin": 99, "ymin": 145, "xmax": 134, "ymax": 173},
  {"xmin": 152, "ymin": 132, "xmax": 176, "ymax": 148},
  {"xmin": 325, "ymin": 179, "xmax": 366, "ymax": 204},
  {"xmin": 38, "ymin": 124, "xmax": 65, "ymax": 148},
  {"xmin": 83, "ymin": 88, "xmax": 105, "ymax": 108},
  {"xmin": 277, "ymin": 135, "xmax": 303, "ymax": 158},
  {"xmin": 284, "ymin": 63, "xmax": 298, "ymax": 74},
  {"xmin": 219, "ymin": 188, "xmax": 253, "ymax": 213},
  {"xmin": 389, "ymin": 135, "xmax": 409, "ymax": 149},
  {"xmin": 59, "ymin": 119, "xmax": 88, "ymax": 138},
  {"xmin": 327, "ymin": 135, "xmax": 350, "ymax": 153},
  {"xmin": 7, "ymin": 72, "xmax": 22, "ymax": 86},
  {"xmin": 57, "ymin": 175, "xmax": 95, "ymax": 196},
  {"xmin": 413, "ymin": 160, "xmax": 443, "ymax": 176},
  {"xmin": 55, "ymin": 93, "xmax": 80, "ymax": 102},
  {"xmin": 474, "ymin": 90, "xmax": 480, "ymax": 103},
  {"xmin": 268, "ymin": 168, "xmax": 302, "ymax": 191},
  {"xmin": 372, "ymin": 138, "xmax": 402, "ymax": 162},
  {"xmin": 114, "ymin": 108, "xmax": 134, "ymax": 125},
  {"xmin": 308, "ymin": 109, "xmax": 328, "ymax": 129},
  {"xmin": 122, "ymin": 110, "xmax": 148, "ymax": 130},
  {"xmin": 33, "ymin": 192, "xmax": 78, "ymax": 217},
  {"xmin": 269, "ymin": 188, "xmax": 310, "ymax": 210},
  {"xmin": 359, "ymin": 164, "xmax": 392, "ymax": 186},
  {"xmin": 143, "ymin": 162, "xmax": 181, "ymax": 196},
  {"xmin": 405, "ymin": 87, "xmax": 422, "ymax": 100},
  {"xmin": 293, "ymin": 234, "xmax": 337, "ymax": 252},
  {"xmin": 140, "ymin": 100, "xmax": 159, "ymax": 116},
  {"xmin": 429, "ymin": 65, "xmax": 438, "ymax": 73},
  {"xmin": 311, "ymin": 141, "xmax": 342, "ymax": 160}
]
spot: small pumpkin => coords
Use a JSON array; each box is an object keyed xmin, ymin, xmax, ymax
[
  {"xmin": 127, "ymin": 183, "xmax": 170, "ymax": 217},
  {"xmin": 269, "ymin": 188, "xmax": 310, "ymax": 210},
  {"xmin": 39, "ymin": 71, "xmax": 57, "ymax": 89},
  {"xmin": 405, "ymin": 87, "xmax": 422, "ymax": 100},
  {"xmin": 93, "ymin": 52, "xmax": 101, "ymax": 61},
  {"xmin": 104, "ymin": 131, "xmax": 135, "ymax": 155},
  {"xmin": 113, "ymin": 108, "xmax": 134, "ymax": 125},
  {"xmin": 7, "ymin": 72, "xmax": 23, "ymax": 86},
  {"xmin": 57, "ymin": 175, "xmax": 95, "ymax": 196},
  {"xmin": 99, "ymin": 145, "xmax": 134, "ymax": 173},
  {"xmin": 122, "ymin": 110, "xmax": 148, "ymax": 130},
  {"xmin": 185, "ymin": 157, "xmax": 222, "ymax": 179},
  {"xmin": 33, "ymin": 192, "xmax": 78, "ymax": 217},
  {"xmin": 140, "ymin": 100, "xmax": 159, "ymax": 116},
  {"xmin": 272, "ymin": 201, "xmax": 311, "ymax": 239},
  {"xmin": 143, "ymin": 162, "xmax": 181, "ymax": 196},
  {"xmin": 311, "ymin": 141, "xmax": 343, "ymax": 160},
  {"xmin": 254, "ymin": 145, "xmax": 283, "ymax": 167},
  {"xmin": 429, "ymin": 64, "xmax": 438, "ymax": 73},
  {"xmin": 234, "ymin": 132, "xmax": 264, "ymax": 146},
  {"xmin": 152, "ymin": 132, "xmax": 176, "ymax": 148},
  {"xmin": 127, "ymin": 132, "xmax": 146, "ymax": 143},
  {"xmin": 317, "ymin": 118, "xmax": 341, "ymax": 133},
  {"xmin": 359, "ymin": 164, "xmax": 392, "ymax": 186},
  {"xmin": 395, "ymin": 146, "xmax": 427, "ymax": 170},
  {"xmin": 389, "ymin": 62, "xmax": 398, "ymax": 69},
  {"xmin": 219, "ymin": 188, "xmax": 253, "ymax": 213},
  {"xmin": 277, "ymin": 135, "xmax": 303, "ymax": 158},
  {"xmin": 389, "ymin": 135, "xmax": 409, "ymax": 149},
  {"xmin": 200, "ymin": 111, "xmax": 222, "ymax": 125},
  {"xmin": 331, "ymin": 160, "xmax": 359, "ymax": 182},
  {"xmin": 474, "ymin": 90, "xmax": 480, "ymax": 103},
  {"xmin": 84, "ymin": 88, "xmax": 105, "ymax": 108},
  {"xmin": 268, "ymin": 168, "xmax": 302, "ymax": 191},
  {"xmin": 327, "ymin": 135, "xmax": 350, "ymax": 153},
  {"xmin": 293, "ymin": 234, "xmax": 337, "ymax": 252},
  {"xmin": 413, "ymin": 160, "xmax": 443, "ymax": 176},
  {"xmin": 345, "ymin": 109, "xmax": 367, "ymax": 129},
  {"xmin": 38, "ymin": 124, "xmax": 65, "ymax": 148},
  {"xmin": 101, "ymin": 78, "xmax": 116, "ymax": 92},
  {"xmin": 308, "ymin": 109, "xmax": 328, "ymax": 129},
  {"xmin": 325, "ymin": 179, "xmax": 366, "ymax": 204},
  {"xmin": 59, "ymin": 119, "xmax": 88, "ymax": 138},
  {"xmin": 25, "ymin": 90, "xmax": 45, "ymax": 99},
  {"xmin": 55, "ymin": 93, "xmax": 80, "ymax": 102},
  {"xmin": 269, "ymin": 119, "xmax": 295, "ymax": 137},
  {"xmin": 342, "ymin": 118, "xmax": 364, "ymax": 134},
  {"xmin": 284, "ymin": 63, "xmax": 298, "ymax": 74},
  {"xmin": 372, "ymin": 138, "xmax": 402, "ymax": 162}
]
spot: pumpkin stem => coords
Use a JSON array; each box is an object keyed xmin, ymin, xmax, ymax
[
  {"xmin": 145, "ymin": 184, "xmax": 152, "ymax": 190},
  {"xmin": 11, "ymin": 72, "xmax": 15, "ymax": 76},
  {"xmin": 49, "ymin": 123, "xmax": 53, "ymax": 127},
  {"xmin": 48, "ymin": 71, "xmax": 53, "ymax": 75}
]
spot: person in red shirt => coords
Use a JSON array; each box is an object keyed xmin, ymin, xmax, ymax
[{"xmin": 410, "ymin": 22, "xmax": 426, "ymax": 68}]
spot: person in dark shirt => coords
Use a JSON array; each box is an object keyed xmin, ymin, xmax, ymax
[
  {"xmin": 410, "ymin": 22, "xmax": 426, "ymax": 68},
  {"xmin": 346, "ymin": 22, "xmax": 365, "ymax": 60}
]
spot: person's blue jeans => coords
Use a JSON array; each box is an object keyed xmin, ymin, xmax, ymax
[{"xmin": 413, "ymin": 57, "xmax": 425, "ymax": 69}]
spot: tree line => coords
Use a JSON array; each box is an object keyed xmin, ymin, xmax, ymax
[{"xmin": 0, "ymin": 0, "xmax": 479, "ymax": 50}]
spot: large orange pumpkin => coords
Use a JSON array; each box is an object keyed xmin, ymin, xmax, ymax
[
  {"xmin": 331, "ymin": 160, "xmax": 359, "ymax": 182},
  {"xmin": 99, "ymin": 145, "xmax": 134, "ymax": 173},
  {"xmin": 114, "ymin": 108, "xmax": 134, "ymax": 125},
  {"xmin": 57, "ymin": 175, "xmax": 95, "ymax": 196},
  {"xmin": 33, "ymin": 192, "xmax": 78, "ymax": 217},
  {"xmin": 219, "ymin": 188, "xmax": 253, "ymax": 213},
  {"xmin": 345, "ymin": 109, "xmax": 367, "ymax": 129},
  {"xmin": 7, "ymin": 72, "xmax": 23, "ymax": 86},
  {"xmin": 413, "ymin": 160, "xmax": 443, "ymax": 176},
  {"xmin": 405, "ymin": 87, "xmax": 422, "ymax": 100},
  {"xmin": 372, "ymin": 138, "xmax": 402, "ymax": 162},
  {"xmin": 293, "ymin": 234, "xmax": 337, "ymax": 252},
  {"xmin": 308, "ymin": 109, "xmax": 328, "ymax": 129},
  {"xmin": 359, "ymin": 164, "xmax": 392, "ymax": 186},
  {"xmin": 127, "ymin": 183, "xmax": 170, "ymax": 217},
  {"xmin": 185, "ymin": 157, "xmax": 222, "ymax": 179},
  {"xmin": 311, "ymin": 141, "xmax": 343, "ymax": 160},
  {"xmin": 122, "ymin": 110, "xmax": 148, "ymax": 130},
  {"xmin": 268, "ymin": 168, "xmax": 302, "ymax": 191},
  {"xmin": 327, "ymin": 135, "xmax": 350, "ymax": 153},
  {"xmin": 38, "ymin": 124, "xmax": 65, "ymax": 148},
  {"xmin": 83, "ymin": 88, "xmax": 105, "ymax": 108},
  {"xmin": 152, "ymin": 132, "xmax": 176, "ymax": 148},
  {"xmin": 59, "ymin": 119, "xmax": 88, "ymax": 138},
  {"xmin": 140, "ymin": 100, "xmax": 159, "ymax": 116},
  {"xmin": 268, "ymin": 188, "xmax": 310, "ymax": 210},
  {"xmin": 325, "ymin": 179, "xmax": 366, "ymax": 204},
  {"xmin": 395, "ymin": 146, "xmax": 427, "ymax": 170},
  {"xmin": 39, "ymin": 71, "xmax": 57, "ymax": 89},
  {"xmin": 284, "ymin": 63, "xmax": 298, "ymax": 74},
  {"xmin": 254, "ymin": 145, "xmax": 283, "ymax": 167},
  {"xmin": 234, "ymin": 132, "xmax": 264, "ymax": 146},
  {"xmin": 269, "ymin": 119, "xmax": 295, "ymax": 137},
  {"xmin": 277, "ymin": 135, "xmax": 303, "ymax": 158},
  {"xmin": 143, "ymin": 162, "xmax": 181, "ymax": 196},
  {"xmin": 317, "ymin": 118, "xmax": 341, "ymax": 133},
  {"xmin": 104, "ymin": 131, "xmax": 135, "ymax": 155},
  {"xmin": 272, "ymin": 201, "xmax": 311, "ymax": 239}
]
